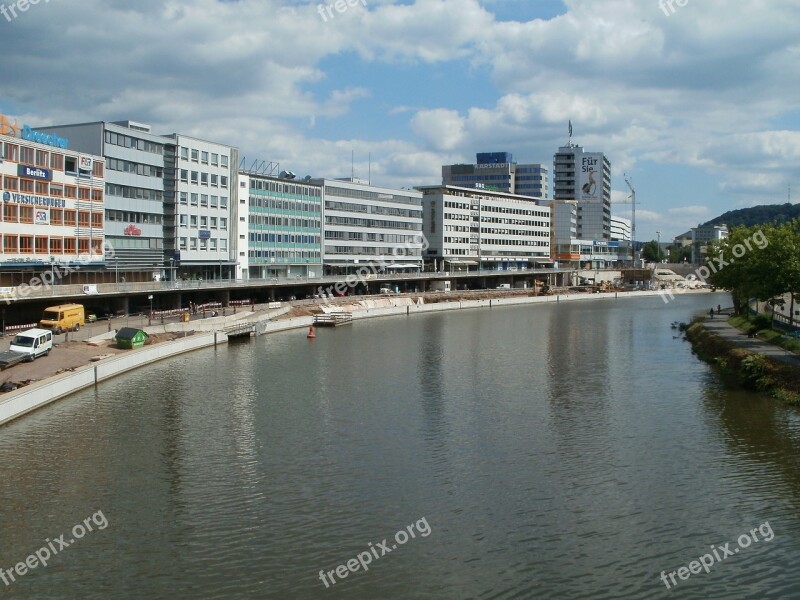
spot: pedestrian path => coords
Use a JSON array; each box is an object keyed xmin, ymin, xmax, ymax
[{"xmin": 702, "ymin": 315, "xmax": 800, "ymax": 366}]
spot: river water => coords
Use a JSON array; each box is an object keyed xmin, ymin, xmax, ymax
[{"xmin": 1, "ymin": 293, "xmax": 800, "ymax": 599}]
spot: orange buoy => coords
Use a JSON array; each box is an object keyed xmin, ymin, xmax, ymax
[{"xmin": 307, "ymin": 325, "xmax": 316, "ymax": 338}]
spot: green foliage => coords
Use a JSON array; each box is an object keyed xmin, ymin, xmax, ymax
[
  {"xmin": 705, "ymin": 219, "xmax": 800, "ymax": 316},
  {"xmin": 642, "ymin": 240, "xmax": 666, "ymax": 262},
  {"xmin": 704, "ymin": 202, "xmax": 800, "ymax": 229}
]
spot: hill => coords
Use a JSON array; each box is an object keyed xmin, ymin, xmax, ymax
[{"xmin": 703, "ymin": 203, "xmax": 800, "ymax": 229}]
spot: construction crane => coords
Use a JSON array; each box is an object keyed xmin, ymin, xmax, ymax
[{"xmin": 623, "ymin": 174, "xmax": 637, "ymax": 267}]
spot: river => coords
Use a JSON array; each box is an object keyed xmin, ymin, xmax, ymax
[{"xmin": 1, "ymin": 293, "xmax": 799, "ymax": 599}]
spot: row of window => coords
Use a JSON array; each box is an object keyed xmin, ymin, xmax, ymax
[
  {"xmin": 324, "ymin": 200, "xmax": 422, "ymax": 219},
  {"xmin": 179, "ymin": 169, "xmax": 229, "ymax": 188},
  {"xmin": 107, "ymin": 158, "xmax": 164, "ymax": 178},
  {"xmin": 323, "ymin": 245, "xmax": 421, "ymax": 256},
  {"xmin": 177, "ymin": 237, "xmax": 228, "ymax": 251},
  {"xmin": 324, "ymin": 231, "xmax": 418, "ymax": 244},
  {"xmin": 249, "ymin": 215, "xmax": 320, "ymax": 228},
  {"xmin": 324, "ymin": 186, "xmax": 420, "ymax": 207},
  {"xmin": 248, "ymin": 250, "xmax": 321, "ymax": 261},
  {"xmin": 179, "ymin": 147, "xmax": 229, "ymax": 168},
  {"xmin": 249, "ymin": 179, "xmax": 321, "ymax": 196},
  {"xmin": 249, "ymin": 233, "xmax": 321, "ymax": 245},
  {"xmin": 106, "ymin": 183, "xmax": 163, "ymax": 202},
  {"xmin": 249, "ymin": 197, "xmax": 322, "ymax": 213},
  {"xmin": 178, "ymin": 215, "xmax": 228, "ymax": 229},
  {"xmin": 106, "ymin": 211, "xmax": 162, "ymax": 225},
  {"xmin": 105, "ymin": 131, "xmax": 163, "ymax": 155},
  {"xmin": 0, "ymin": 236, "xmax": 103, "ymax": 255},
  {"xmin": 4, "ymin": 143, "xmax": 104, "ymax": 178},
  {"xmin": 1, "ymin": 205, "xmax": 102, "ymax": 228},
  {"xmin": 444, "ymin": 237, "xmax": 549, "ymax": 246},
  {"xmin": 178, "ymin": 192, "xmax": 228, "ymax": 208},
  {"xmin": 324, "ymin": 216, "xmax": 422, "ymax": 231},
  {"xmin": 3, "ymin": 178, "xmax": 103, "ymax": 201}
]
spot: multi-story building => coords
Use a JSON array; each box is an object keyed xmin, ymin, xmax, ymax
[
  {"xmin": 38, "ymin": 120, "xmax": 167, "ymax": 279},
  {"xmin": 553, "ymin": 144, "xmax": 611, "ymax": 240},
  {"xmin": 0, "ymin": 117, "xmax": 106, "ymax": 285},
  {"xmin": 163, "ymin": 134, "xmax": 237, "ymax": 279},
  {"xmin": 313, "ymin": 178, "xmax": 423, "ymax": 274},
  {"xmin": 419, "ymin": 185, "xmax": 551, "ymax": 271},
  {"xmin": 610, "ymin": 215, "xmax": 632, "ymax": 242},
  {"xmin": 691, "ymin": 224, "xmax": 728, "ymax": 264},
  {"xmin": 238, "ymin": 172, "xmax": 323, "ymax": 279},
  {"xmin": 442, "ymin": 152, "xmax": 549, "ymax": 198}
]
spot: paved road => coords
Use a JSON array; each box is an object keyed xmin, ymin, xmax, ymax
[{"xmin": 703, "ymin": 315, "xmax": 800, "ymax": 366}]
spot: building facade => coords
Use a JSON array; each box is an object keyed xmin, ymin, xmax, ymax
[
  {"xmin": 442, "ymin": 152, "xmax": 549, "ymax": 199},
  {"xmin": 314, "ymin": 178, "xmax": 423, "ymax": 273},
  {"xmin": 553, "ymin": 144, "xmax": 611, "ymax": 240},
  {"xmin": 163, "ymin": 134, "xmax": 238, "ymax": 279},
  {"xmin": 0, "ymin": 122, "xmax": 106, "ymax": 285},
  {"xmin": 691, "ymin": 224, "xmax": 728, "ymax": 264},
  {"xmin": 610, "ymin": 215, "xmax": 632, "ymax": 242},
  {"xmin": 239, "ymin": 172, "xmax": 323, "ymax": 279},
  {"xmin": 38, "ymin": 121, "xmax": 167, "ymax": 279},
  {"xmin": 419, "ymin": 185, "xmax": 551, "ymax": 270}
]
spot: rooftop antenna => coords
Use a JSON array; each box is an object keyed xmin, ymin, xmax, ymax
[
  {"xmin": 568, "ymin": 120, "xmax": 573, "ymax": 147},
  {"xmin": 351, "ymin": 149, "xmax": 354, "ymax": 181}
]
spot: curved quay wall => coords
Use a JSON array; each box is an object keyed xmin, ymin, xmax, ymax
[
  {"xmin": 0, "ymin": 332, "xmax": 226, "ymax": 427},
  {"xmin": 0, "ymin": 289, "xmax": 695, "ymax": 427}
]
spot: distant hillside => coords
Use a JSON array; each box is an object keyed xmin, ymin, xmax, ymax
[{"xmin": 703, "ymin": 203, "xmax": 800, "ymax": 229}]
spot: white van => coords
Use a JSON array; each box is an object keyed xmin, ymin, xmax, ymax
[{"xmin": 9, "ymin": 328, "xmax": 53, "ymax": 361}]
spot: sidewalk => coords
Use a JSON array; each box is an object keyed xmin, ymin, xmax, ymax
[{"xmin": 702, "ymin": 316, "xmax": 800, "ymax": 366}]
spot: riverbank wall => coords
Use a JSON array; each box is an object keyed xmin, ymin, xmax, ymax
[
  {"xmin": 0, "ymin": 289, "xmax": 710, "ymax": 427},
  {"xmin": 0, "ymin": 331, "xmax": 227, "ymax": 427}
]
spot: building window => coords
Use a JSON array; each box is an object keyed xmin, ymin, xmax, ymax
[
  {"xmin": 201, "ymin": 173, "xmax": 208, "ymax": 186},
  {"xmin": 201, "ymin": 194, "xmax": 208, "ymax": 207},
  {"xmin": 220, "ymin": 175, "xmax": 228, "ymax": 188},
  {"xmin": 191, "ymin": 171, "xmax": 198, "ymax": 184},
  {"xmin": 201, "ymin": 151, "xmax": 208, "ymax": 164},
  {"xmin": 210, "ymin": 195, "xmax": 218, "ymax": 208},
  {"xmin": 35, "ymin": 236, "xmax": 48, "ymax": 254},
  {"xmin": 180, "ymin": 169, "xmax": 188, "ymax": 182},
  {"xmin": 180, "ymin": 192, "xmax": 188, "ymax": 205},
  {"xmin": 179, "ymin": 215, "xmax": 187, "ymax": 227},
  {"xmin": 211, "ymin": 174, "xmax": 218, "ymax": 187},
  {"xmin": 221, "ymin": 155, "xmax": 228, "ymax": 168},
  {"xmin": 210, "ymin": 217, "xmax": 217, "ymax": 229},
  {"xmin": 220, "ymin": 218, "xmax": 227, "ymax": 229},
  {"xmin": 49, "ymin": 238, "xmax": 62, "ymax": 254},
  {"xmin": 210, "ymin": 239, "xmax": 217, "ymax": 251},
  {"xmin": 191, "ymin": 193, "xmax": 198, "ymax": 206},
  {"xmin": 191, "ymin": 149, "xmax": 198, "ymax": 162},
  {"xmin": 181, "ymin": 147, "xmax": 189, "ymax": 160},
  {"xmin": 3, "ymin": 177, "xmax": 17, "ymax": 191},
  {"xmin": 190, "ymin": 215, "xmax": 197, "ymax": 227},
  {"xmin": 20, "ymin": 146, "xmax": 34, "ymax": 165},
  {"xmin": 20, "ymin": 179, "xmax": 34, "ymax": 193},
  {"xmin": 200, "ymin": 216, "xmax": 207, "ymax": 228},
  {"xmin": 220, "ymin": 196, "xmax": 227, "ymax": 208},
  {"xmin": 50, "ymin": 209, "xmax": 62, "ymax": 225},
  {"xmin": 179, "ymin": 237, "xmax": 187, "ymax": 250},
  {"xmin": 19, "ymin": 206, "xmax": 33, "ymax": 224},
  {"xmin": 211, "ymin": 153, "xmax": 218, "ymax": 166},
  {"xmin": 35, "ymin": 150, "xmax": 49, "ymax": 167}
]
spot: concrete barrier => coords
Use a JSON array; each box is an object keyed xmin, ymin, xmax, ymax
[{"xmin": 0, "ymin": 332, "xmax": 223, "ymax": 427}]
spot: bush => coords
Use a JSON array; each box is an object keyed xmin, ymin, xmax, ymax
[{"xmin": 751, "ymin": 314, "xmax": 772, "ymax": 331}]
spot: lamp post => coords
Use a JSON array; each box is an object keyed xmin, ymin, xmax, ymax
[
  {"xmin": 148, "ymin": 294, "xmax": 153, "ymax": 325},
  {"xmin": 50, "ymin": 256, "xmax": 55, "ymax": 296},
  {"xmin": 656, "ymin": 230, "xmax": 661, "ymax": 263},
  {"xmin": 114, "ymin": 257, "xmax": 119, "ymax": 291},
  {"xmin": 169, "ymin": 257, "xmax": 175, "ymax": 288}
]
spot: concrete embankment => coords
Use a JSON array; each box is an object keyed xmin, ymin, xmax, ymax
[{"xmin": 0, "ymin": 289, "xmax": 704, "ymax": 427}]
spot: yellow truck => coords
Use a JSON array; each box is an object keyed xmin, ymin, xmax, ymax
[{"xmin": 39, "ymin": 303, "xmax": 85, "ymax": 334}]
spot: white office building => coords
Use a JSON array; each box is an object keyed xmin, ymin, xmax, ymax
[
  {"xmin": 164, "ymin": 134, "xmax": 238, "ymax": 279},
  {"xmin": 313, "ymin": 178, "xmax": 423, "ymax": 273},
  {"xmin": 610, "ymin": 215, "xmax": 632, "ymax": 242},
  {"xmin": 419, "ymin": 185, "xmax": 551, "ymax": 270}
]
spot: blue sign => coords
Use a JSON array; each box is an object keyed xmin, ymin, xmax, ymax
[
  {"xmin": 2, "ymin": 191, "xmax": 66, "ymax": 207},
  {"xmin": 21, "ymin": 125, "xmax": 68, "ymax": 149},
  {"xmin": 17, "ymin": 164, "xmax": 52, "ymax": 181},
  {"xmin": 199, "ymin": 230, "xmax": 211, "ymax": 239}
]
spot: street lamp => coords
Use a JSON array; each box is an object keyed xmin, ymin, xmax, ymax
[
  {"xmin": 114, "ymin": 256, "xmax": 119, "ymax": 291},
  {"xmin": 50, "ymin": 256, "xmax": 55, "ymax": 296},
  {"xmin": 148, "ymin": 294, "xmax": 153, "ymax": 325},
  {"xmin": 656, "ymin": 230, "xmax": 661, "ymax": 263},
  {"xmin": 169, "ymin": 257, "xmax": 175, "ymax": 288}
]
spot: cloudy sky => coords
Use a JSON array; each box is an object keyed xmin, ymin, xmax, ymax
[{"xmin": 1, "ymin": 0, "xmax": 798, "ymax": 241}]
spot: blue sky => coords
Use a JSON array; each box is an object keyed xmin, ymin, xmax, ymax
[{"xmin": 0, "ymin": 0, "xmax": 799, "ymax": 241}]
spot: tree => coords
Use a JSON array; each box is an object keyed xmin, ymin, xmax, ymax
[{"xmin": 642, "ymin": 240, "xmax": 665, "ymax": 262}]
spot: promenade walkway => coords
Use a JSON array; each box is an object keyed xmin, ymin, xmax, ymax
[{"xmin": 702, "ymin": 314, "xmax": 800, "ymax": 366}]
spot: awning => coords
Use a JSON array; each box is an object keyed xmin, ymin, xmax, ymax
[
  {"xmin": 384, "ymin": 264, "xmax": 421, "ymax": 269},
  {"xmin": 444, "ymin": 260, "xmax": 478, "ymax": 265},
  {"xmin": 534, "ymin": 258, "xmax": 554, "ymax": 263}
]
